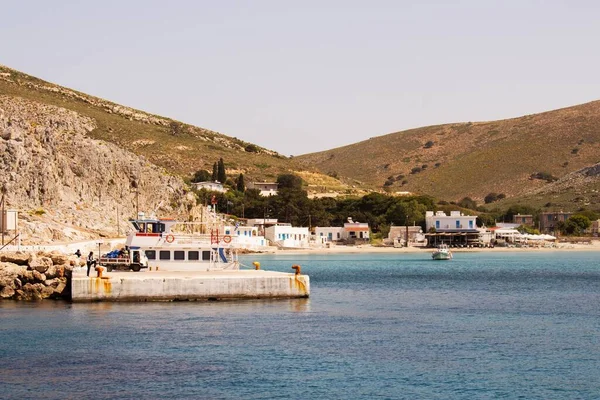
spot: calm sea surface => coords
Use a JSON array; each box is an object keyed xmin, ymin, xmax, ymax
[{"xmin": 1, "ymin": 251, "xmax": 600, "ymax": 399}]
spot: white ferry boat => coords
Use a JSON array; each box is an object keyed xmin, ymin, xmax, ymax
[{"xmin": 126, "ymin": 215, "xmax": 239, "ymax": 271}]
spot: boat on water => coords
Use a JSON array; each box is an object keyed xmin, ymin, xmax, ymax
[
  {"xmin": 124, "ymin": 214, "xmax": 241, "ymax": 271},
  {"xmin": 432, "ymin": 244, "xmax": 452, "ymax": 260}
]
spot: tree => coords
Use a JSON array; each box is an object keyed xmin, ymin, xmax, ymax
[
  {"xmin": 458, "ymin": 197, "xmax": 477, "ymax": 210},
  {"xmin": 566, "ymin": 215, "xmax": 591, "ymax": 235},
  {"xmin": 217, "ymin": 158, "xmax": 226, "ymax": 183},
  {"xmin": 574, "ymin": 209, "xmax": 599, "ymax": 222},
  {"xmin": 211, "ymin": 162, "xmax": 218, "ymax": 181},
  {"xmin": 192, "ymin": 169, "xmax": 211, "ymax": 183},
  {"xmin": 484, "ymin": 192, "xmax": 499, "ymax": 204},
  {"xmin": 236, "ymin": 173, "xmax": 245, "ymax": 192},
  {"xmin": 276, "ymin": 174, "xmax": 304, "ymax": 191}
]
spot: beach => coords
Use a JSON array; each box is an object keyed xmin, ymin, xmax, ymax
[{"xmin": 265, "ymin": 240, "xmax": 600, "ymax": 255}]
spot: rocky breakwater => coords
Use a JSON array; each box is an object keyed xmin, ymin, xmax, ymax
[{"xmin": 0, "ymin": 251, "xmax": 79, "ymax": 300}]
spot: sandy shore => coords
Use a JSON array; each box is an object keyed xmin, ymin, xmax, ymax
[{"xmin": 262, "ymin": 241, "xmax": 600, "ymax": 256}]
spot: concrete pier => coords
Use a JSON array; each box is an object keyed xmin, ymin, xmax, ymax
[{"xmin": 71, "ymin": 270, "xmax": 310, "ymax": 302}]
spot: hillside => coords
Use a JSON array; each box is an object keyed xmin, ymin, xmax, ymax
[
  {"xmin": 0, "ymin": 64, "xmax": 338, "ymax": 186},
  {"xmin": 0, "ymin": 65, "xmax": 353, "ymax": 243},
  {"xmin": 295, "ymin": 101, "xmax": 600, "ymax": 207},
  {"xmin": 0, "ymin": 94, "xmax": 194, "ymax": 243}
]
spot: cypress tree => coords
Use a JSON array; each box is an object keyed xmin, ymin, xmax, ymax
[
  {"xmin": 212, "ymin": 162, "xmax": 218, "ymax": 181},
  {"xmin": 217, "ymin": 158, "xmax": 226, "ymax": 183},
  {"xmin": 236, "ymin": 173, "xmax": 245, "ymax": 192}
]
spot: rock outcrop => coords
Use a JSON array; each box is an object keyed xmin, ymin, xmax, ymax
[
  {"xmin": 0, "ymin": 95, "xmax": 195, "ymax": 243},
  {"xmin": 0, "ymin": 251, "xmax": 74, "ymax": 300}
]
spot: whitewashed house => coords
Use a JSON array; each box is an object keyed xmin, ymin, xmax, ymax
[
  {"xmin": 265, "ymin": 224, "xmax": 310, "ymax": 248},
  {"xmin": 425, "ymin": 210, "xmax": 479, "ymax": 247},
  {"xmin": 315, "ymin": 218, "xmax": 370, "ymax": 244},
  {"xmin": 246, "ymin": 218, "xmax": 278, "ymax": 236},
  {"xmin": 247, "ymin": 182, "xmax": 279, "ymax": 196},
  {"xmin": 426, "ymin": 210, "xmax": 477, "ymax": 231},
  {"xmin": 222, "ymin": 225, "xmax": 270, "ymax": 250},
  {"xmin": 315, "ymin": 227, "xmax": 343, "ymax": 243},
  {"xmin": 191, "ymin": 181, "xmax": 227, "ymax": 193},
  {"xmin": 343, "ymin": 220, "xmax": 370, "ymax": 242}
]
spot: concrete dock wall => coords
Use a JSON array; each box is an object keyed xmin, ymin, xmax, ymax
[{"xmin": 71, "ymin": 270, "xmax": 310, "ymax": 302}]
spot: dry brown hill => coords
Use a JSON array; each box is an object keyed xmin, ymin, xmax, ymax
[
  {"xmin": 0, "ymin": 64, "xmax": 340, "ymax": 187},
  {"xmin": 295, "ymin": 101, "xmax": 600, "ymax": 207}
]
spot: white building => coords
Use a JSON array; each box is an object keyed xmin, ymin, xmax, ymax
[
  {"xmin": 247, "ymin": 182, "xmax": 278, "ymax": 196},
  {"xmin": 343, "ymin": 221, "xmax": 370, "ymax": 242},
  {"xmin": 265, "ymin": 224, "xmax": 310, "ymax": 248},
  {"xmin": 315, "ymin": 227, "xmax": 343, "ymax": 242},
  {"xmin": 246, "ymin": 218, "xmax": 278, "ymax": 235},
  {"xmin": 425, "ymin": 210, "xmax": 479, "ymax": 247},
  {"xmin": 314, "ymin": 219, "xmax": 370, "ymax": 244},
  {"xmin": 191, "ymin": 181, "xmax": 227, "ymax": 193},
  {"xmin": 223, "ymin": 225, "xmax": 270, "ymax": 250},
  {"xmin": 425, "ymin": 211, "xmax": 477, "ymax": 232}
]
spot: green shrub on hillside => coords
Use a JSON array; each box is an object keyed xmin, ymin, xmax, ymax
[{"xmin": 530, "ymin": 172, "xmax": 558, "ymax": 182}]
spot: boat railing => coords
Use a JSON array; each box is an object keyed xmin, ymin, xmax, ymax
[{"xmin": 141, "ymin": 232, "xmax": 240, "ymax": 246}]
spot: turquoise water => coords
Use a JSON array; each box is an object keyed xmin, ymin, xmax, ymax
[{"xmin": 1, "ymin": 251, "xmax": 600, "ymax": 399}]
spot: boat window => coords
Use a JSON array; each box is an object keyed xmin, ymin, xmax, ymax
[
  {"xmin": 139, "ymin": 223, "xmax": 146, "ymax": 233},
  {"xmin": 159, "ymin": 251, "xmax": 170, "ymax": 260},
  {"xmin": 145, "ymin": 250, "xmax": 156, "ymax": 260},
  {"xmin": 174, "ymin": 251, "xmax": 185, "ymax": 260},
  {"xmin": 158, "ymin": 223, "xmax": 166, "ymax": 233},
  {"xmin": 188, "ymin": 251, "xmax": 199, "ymax": 261},
  {"xmin": 202, "ymin": 251, "xmax": 211, "ymax": 261}
]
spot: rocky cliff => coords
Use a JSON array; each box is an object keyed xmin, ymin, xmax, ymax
[{"xmin": 0, "ymin": 95, "xmax": 195, "ymax": 244}]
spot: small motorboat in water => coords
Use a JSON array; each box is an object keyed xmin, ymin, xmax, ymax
[{"xmin": 432, "ymin": 244, "xmax": 452, "ymax": 260}]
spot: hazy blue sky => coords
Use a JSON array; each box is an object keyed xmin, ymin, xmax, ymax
[{"xmin": 2, "ymin": 1, "xmax": 599, "ymax": 155}]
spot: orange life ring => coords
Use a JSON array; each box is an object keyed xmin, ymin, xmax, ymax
[
  {"xmin": 223, "ymin": 235, "xmax": 232, "ymax": 243},
  {"xmin": 165, "ymin": 234, "xmax": 175, "ymax": 243}
]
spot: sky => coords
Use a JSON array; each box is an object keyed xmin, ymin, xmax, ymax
[{"xmin": 2, "ymin": 1, "xmax": 600, "ymax": 156}]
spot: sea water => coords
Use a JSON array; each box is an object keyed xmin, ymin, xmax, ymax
[{"xmin": 1, "ymin": 251, "xmax": 599, "ymax": 399}]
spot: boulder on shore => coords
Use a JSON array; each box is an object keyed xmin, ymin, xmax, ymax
[{"xmin": 0, "ymin": 251, "xmax": 72, "ymax": 301}]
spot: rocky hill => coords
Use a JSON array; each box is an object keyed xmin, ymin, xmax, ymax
[
  {"xmin": 295, "ymin": 100, "xmax": 600, "ymax": 208},
  {"xmin": 0, "ymin": 95, "xmax": 194, "ymax": 244},
  {"xmin": 0, "ymin": 64, "xmax": 326, "ymax": 182},
  {"xmin": 0, "ymin": 65, "xmax": 353, "ymax": 244}
]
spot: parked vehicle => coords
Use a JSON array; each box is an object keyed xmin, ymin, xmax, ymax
[{"xmin": 98, "ymin": 248, "xmax": 148, "ymax": 272}]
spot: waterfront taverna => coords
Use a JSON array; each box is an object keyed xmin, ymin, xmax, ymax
[{"xmin": 424, "ymin": 210, "xmax": 480, "ymax": 247}]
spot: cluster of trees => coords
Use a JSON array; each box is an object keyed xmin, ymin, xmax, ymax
[
  {"xmin": 192, "ymin": 158, "xmax": 245, "ymax": 192},
  {"xmin": 192, "ymin": 170, "xmax": 599, "ymax": 238},
  {"xmin": 193, "ymin": 173, "xmax": 438, "ymax": 238}
]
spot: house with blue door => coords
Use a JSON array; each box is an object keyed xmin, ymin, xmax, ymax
[{"xmin": 424, "ymin": 211, "xmax": 479, "ymax": 247}]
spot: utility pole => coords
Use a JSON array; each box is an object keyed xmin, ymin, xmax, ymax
[
  {"xmin": 1, "ymin": 185, "xmax": 6, "ymax": 246},
  {"xmin": 131, "ymin": 179, "xmax": 140, "ymax": 219},
  {"xmin": 405, "ymin": 216, "xmax": 409, "ymax": 248}
]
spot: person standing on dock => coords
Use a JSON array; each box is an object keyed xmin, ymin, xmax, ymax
[{"xmin": 86, "ymin": 251, "xmax": 96, "ymax": 277}]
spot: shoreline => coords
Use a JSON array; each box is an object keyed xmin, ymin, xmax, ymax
[{"xmin": 253, "ymin": 241, "xmax": 600, "ymax": 256}]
